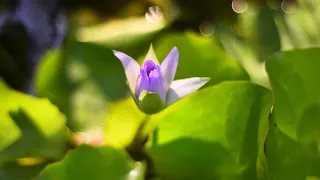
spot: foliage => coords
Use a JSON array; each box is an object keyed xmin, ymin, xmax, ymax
[{"xmin": 1, "ymin": 1, "xmax": 320, "ymax": 179}]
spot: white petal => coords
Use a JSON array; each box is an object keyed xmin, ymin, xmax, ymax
[
  {"xmin": 161, "ymin": 46, "xmax": 179, "ymax": 87},
  {"xmin": 113, "ymin": 50, "xmax": 140, "ymax": 93},
  {"xmin": 166, "ymin": 77, "xmax": 210, "ymax": 106},
  {"xmin": 144, "ymin": 44, "xmax": 160, "ymax": 64}
]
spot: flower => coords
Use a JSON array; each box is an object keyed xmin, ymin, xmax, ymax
[{"xmin": 113, "ymin": 44, "xmax": 210, "ymax": 114}]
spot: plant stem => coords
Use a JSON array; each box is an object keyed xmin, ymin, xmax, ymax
[{"xmin": 126, "ymin": 115, "xmax": 156, "ymax": 179}]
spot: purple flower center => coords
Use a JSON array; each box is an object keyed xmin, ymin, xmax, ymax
[
  {"xmin": 145, "ymin": 61, "xmax": 155, "ymax": 76},
  {"xmin": 135, "ymin": 60, "xmax": 166, "ymax": 102}
]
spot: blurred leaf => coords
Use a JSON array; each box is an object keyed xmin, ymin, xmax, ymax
[
  {"xmin": 127, "ymin": 161, "xmax": 146, "ymax": 180},
  {"xmin": 252, "ymin": 6, "xmax": 281, "ymax": 62},
  {"xmin": 214, "ymin": 5, "xmax": 276, "ymax": 87},
  {"xmin": 0, "ymin": 161, "xmax": 48, "ymax": 180},
  {"xmin": 76, "ymin": 17, "xmax": 167, "ymax": 58},
  {"xmin": 105, "ymin": 98, "xmax": 146, "ymax": 148},
  {"xmin": 151, "ymin": 32, "xmax": 250, "ymax": 86},
  {"xmin": 265, "ymin": 48, "xmax": 320, "ymax": 180},
  {"xmin": 35, "ymin": 50, "xmax": 70, "ymax": 114},
  {"xmin": 274, "ymin": 0, "xmax": 320, "ymax": 50},
  {"xmin": 70, "ymin": 42, "xmax": 128, "ymax": 101},
  {"xmin": 35, "ymin": 42, "xmax": 128, "ymax": 131},
  {"xmin": 147, "ymin": 82, "xmax": 272, "ymax": 180},
  {"xmin": 35, "ymin": 145, "xmax": 134, "ymax": 180},
  {"xmin": 306, "ymin": 177, "xmax": 320, "ymax": 180},
  {"xmin": 0, "ymin": 80, "xmax": 67, "ymax": 164},
  {"xmin": 281, "ymin": 13, "xmax": 313, "ymax": 49},
  {"xmin": 214, "ymin": 24, "xmax": 270, "ymax": 88}
]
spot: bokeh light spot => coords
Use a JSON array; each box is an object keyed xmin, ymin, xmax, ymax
[
  {"xmin": 127, "ymin": 162, "xmax": 143, "ymax": 180},
  {"xmin": 199, "ymin": 22, "xmax": 215, "ymax": 36},
  {"xmin": 281, "ymin": 0, "xmax": 297, "ymax": 14},
  {"xmin": 145, "ymin": 6, "xmax": 163, "ymax": 24},
  {"xmin": 232, "ymin": 0, "xmax": 248, "ymax": 14}
]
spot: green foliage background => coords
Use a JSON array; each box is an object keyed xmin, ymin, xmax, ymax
[{"xmin": 1, "ymin": 0, "xmax": 320, "ymax": 179}]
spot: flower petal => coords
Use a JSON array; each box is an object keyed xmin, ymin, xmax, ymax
[
  {"xmin": 135, "ymin": 60, "xmax": 166, "ymax": 103},
  {"xmin": 135, "ymin": 68, "xmax": 149, "ymax": 99},
  {"xmin": 166, "ymin": 77, "xmax": 210, "ymax": 106},
  {"xmin": 144, "ymin": 44, "xmax": 160, "ymax": 64},
  {"xmin": 113, "ymin": 50, "xmax": 140, "ymax": 93},
  {"xmin": 149, "ymin": 65, "xmax": 166, "ymax": 103},
  {"xmin": 160, "ymin": 46, "xmax": 179, "ymax": 87}
]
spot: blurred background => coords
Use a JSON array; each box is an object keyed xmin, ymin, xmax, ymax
[
  {"xmin": 1, "ymin": 0, "xmax": 320, "ymax": 136},
  {"xmin": 1, "ymin": 0, "xmax": 320, "ymax": 137},
  {"xmin": 0, "ymin": 0, "xmax": 320, "ymax": 178}
]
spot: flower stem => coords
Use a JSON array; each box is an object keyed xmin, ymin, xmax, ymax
[{"xmin": 126, "ymin": 115, "xmax": 156, "ymax": 179}]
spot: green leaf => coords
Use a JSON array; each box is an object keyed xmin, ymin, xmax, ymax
[
  {"xmin": 70, "ymin": 42, "xmax": 128, "ymax": 101},
  {"xmin": 35, "ymin": 42, "xmax": 128, "ymax": 131},
  {"xmin": 265, "ymin": 48, "xmax": 320, "ymax": 179},
  {"xmin": 0, "ymin": 161, "xmax": 49, "ymax": 180},
  {"xmin": 0, "ymin": 80, "xmax": 67, "ymax": 164},
  {"xmin": 76, "ymin": 17, "xmax": 166, "ymax": 58},
  {"xmin": 150, "ymin": 32, "xmax": 250, "ymax": 86},
  {"xmin": 214, "ymin": 24, "xmax": 270, "ymax": 88},
  {"xmin": 276, "ymin": 2, "xmax": 320, "ymax": 50},
  {"xmin": 35, "ymin": 145, "xmax": 134, "ymax": 180},
  {"xmin": 147, "ymin": 82, "xmax": 272, "ymax": 180},
  {"xmin": 104, "ymin": 98, "xmax": 146, "ymax": 148}
]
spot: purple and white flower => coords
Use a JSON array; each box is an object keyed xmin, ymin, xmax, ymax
[{"xmin": 113, "ymin": 45, "xmax": 210, "ymax": 114}]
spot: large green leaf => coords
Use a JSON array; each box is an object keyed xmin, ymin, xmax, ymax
[
  {"xmin": 150, "ymin": 32, "xmax": 250, "ymax": 86},
  {"xmin": 265, "ymin": 48, "xmax": 320, "ymax": 179},
  {"xmin": 35, "ymin": 145, "xmax": 134, "ymax": 180},
  {"xmin": 147, "ymin": 82, "xmax": 272, "ymax": 180},
  {"xmin": 0, "ymin": 80, "xmax": 67, "ymax": 165}
]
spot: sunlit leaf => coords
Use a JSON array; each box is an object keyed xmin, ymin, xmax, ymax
[
  {"xmin": 105, "ymin": 98, "xmax": 146, "ymax": 148},
  {"xmin": 265, "ymin": 48, "xmax": 320, "ymax": 180},
  {"xmin": 35, "ymin": 145, "xmax": 134, "ymax": 180},
  {"xmin": 76, "ymin": 17, "xmax": 167, "ymax": 58},
  {"xmin": 0, "ymin": 80, "xmax": 67, "ymax": 164},
  {"xmin": 35, "ymin": 42, "xmax": 128, "ymax": 131},
  {"xmin": 147, "ymin": 82, "xmax": 272, "ymax": 180}
]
